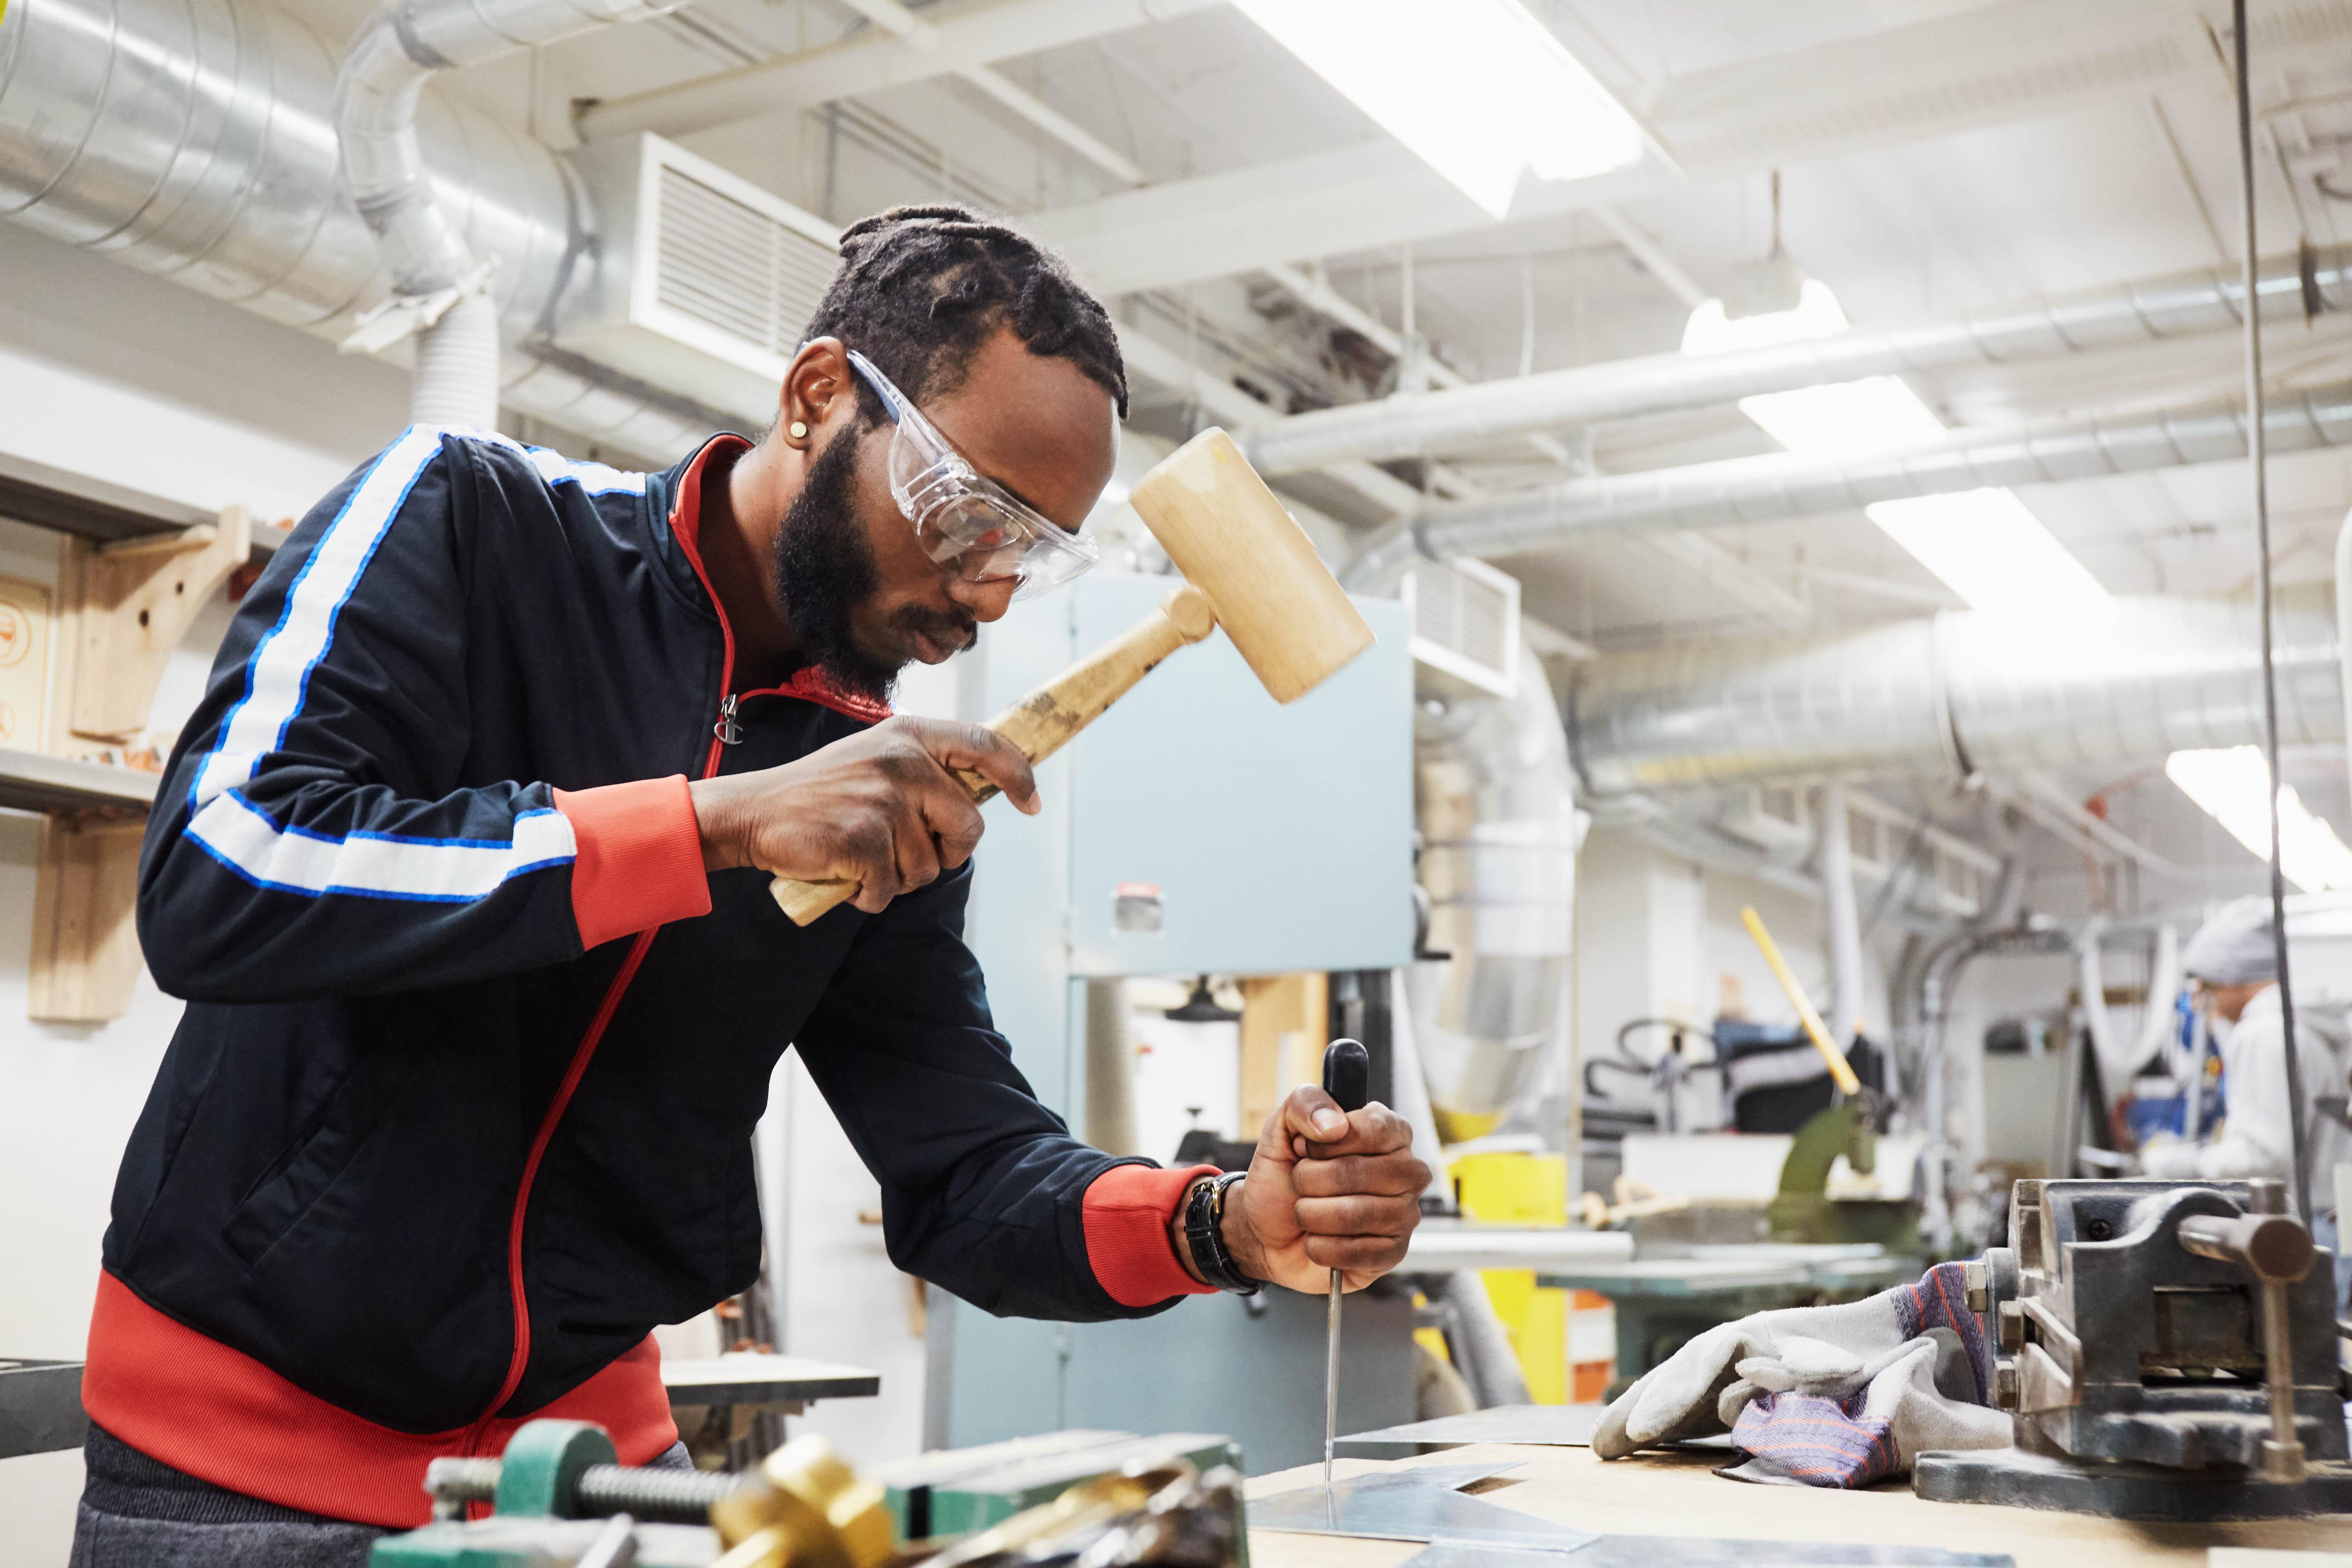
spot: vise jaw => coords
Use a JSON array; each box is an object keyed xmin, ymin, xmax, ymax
[{"xmin": 1970, "ymin": 1179, "xmax": 2342, "ymax": 1471}]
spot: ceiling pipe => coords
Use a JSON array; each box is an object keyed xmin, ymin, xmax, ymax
[
  {"xmin": 335, "ymin": 0, "xmax": 687, "ymax": 429},
  {"xmin": 0, "ymin": 0, "xmax": 713, "ymax": 460},
  {"xmin": 1344, "ymin": 378, "xmax": 2352, "ymax": 587},
  {"xmin": 572, "ymin": 0, "xmax": 1222, "ymax": 145},
  {"xmin": 1252, "ymin": 245, "xmax": 2352, "ymax": 477},
  {"xmin": 2339, "ymin": 506, "xmax": 2352, "ymax": 766},
  {"xmin": 1564, "ymin": 584, "xmax": 2341, "ymax": 797}
]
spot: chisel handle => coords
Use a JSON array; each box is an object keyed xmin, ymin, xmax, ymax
[
  {"xmin": 1321, "ymin": 1037, "xmax": 1370, "ymax": 1117},
  {"xmin": 768, "ymin": 584, "xmax": 1217, "ymax": 926}
]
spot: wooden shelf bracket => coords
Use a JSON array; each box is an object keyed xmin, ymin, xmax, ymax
[{"xmin": 25, "ymin": 505, "xmax": 252, "ymax": 1023}]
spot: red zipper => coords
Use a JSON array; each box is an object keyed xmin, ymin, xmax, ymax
[{"xmin": 465, "ymin": 442, "xmax": 741, "ymax": 1450}]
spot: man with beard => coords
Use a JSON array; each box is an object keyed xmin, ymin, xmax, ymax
[{"xmin": 73, "ymin": 207, "xmax": 1428, "ymax": 1566}]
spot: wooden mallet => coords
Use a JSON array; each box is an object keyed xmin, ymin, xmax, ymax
[{"xmin": 768, "ymin": 427, "xmax": 1375, "ymax": 925}]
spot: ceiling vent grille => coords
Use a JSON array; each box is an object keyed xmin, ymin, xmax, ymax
[
  {"xmin": 1401, "ymin": 555, "xmax": 1519, "ymax": 698},
  {"xmin": 654, "ymin": 164, "xmax": 840, "ymax": 360},
  {"xmin": 561, "ymin": 134, "xmax": 841, "ymax": 423}
]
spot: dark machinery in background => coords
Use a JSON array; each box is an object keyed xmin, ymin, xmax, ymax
[
  {"xmin": 1915, "ymin": 1178, "xmax": 2351, "ymax": 1519},
  {"xmin": 1584, "ymin": 1017, "xmax": 1905, "ymax": 1249},
  {"xmin": 1586, "ymin": 1018, "xmax": 1886, "ymax": 1138}
]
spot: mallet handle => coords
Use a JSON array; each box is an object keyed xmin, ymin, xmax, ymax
[{"xmin": 769, "ymin": 584, "xmax": 1217, "ymax": 926}]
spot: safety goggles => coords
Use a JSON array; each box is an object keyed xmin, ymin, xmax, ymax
[{"xmin": 844, "ymin": 348, "xmax": 1100, "ymax": 601}]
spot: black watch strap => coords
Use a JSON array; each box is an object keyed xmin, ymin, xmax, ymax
[{"xmin": 1184, "ymin": 1172, "xmax": 1261, "ymax": 1295}]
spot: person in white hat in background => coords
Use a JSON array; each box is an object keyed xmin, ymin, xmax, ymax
[{"xmin": 2141, "ymin": 894, "xmax": 2352, "ymax": 1311}]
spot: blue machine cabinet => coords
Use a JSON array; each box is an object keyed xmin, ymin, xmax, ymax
[{"xmin": 931, "ymin": 571, "xmax": 1417, "ymax": 1470}]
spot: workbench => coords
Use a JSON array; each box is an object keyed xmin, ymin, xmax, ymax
[
  {"xmin": 1530, "ymin": 1244, "xmax": 1916, "ymax": 1392},
  {"xmin": 1243, "ymin": 1445, "xmax": 2352, "ymax": 1567}
]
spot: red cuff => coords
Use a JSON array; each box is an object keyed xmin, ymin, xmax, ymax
[
  {"xmin": 1083, "ymin": 1163, "xmax": 1222, "ymax": 1308},
  {"xmin": 552, "ymin": 777, "xmax": 712, "ymax": 949}
]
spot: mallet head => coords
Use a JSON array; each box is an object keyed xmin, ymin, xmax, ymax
[{"xmin": 1127, "ymin": 428, "xmax": 1374, "ymax": 703}]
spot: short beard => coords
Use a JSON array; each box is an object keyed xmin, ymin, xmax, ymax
[
  {"xmin": 773, "ymin": 428, "xmax": 901, "ymax": 703},
  {"xmin": 772, "ymin": 426, "xmax": 983, "ymax": 704}
]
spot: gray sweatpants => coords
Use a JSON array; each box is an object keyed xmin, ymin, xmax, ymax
[{"xmin": 70, "ymin": 1424, "xmax": 693, "ymax": 1567}]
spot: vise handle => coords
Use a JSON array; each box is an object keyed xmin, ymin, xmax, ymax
[{"xmin": 2176, "ymin": 1212, "xmax": 2315, "ymax": 1283}]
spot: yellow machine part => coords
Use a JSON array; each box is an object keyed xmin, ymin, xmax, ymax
[
  {"xmin": 1432, "ymin": 1107, "xmax": 1501, "ymax": 1143},
  {"xmin": 1450, "ymin": 1152, "xmax": 1571, "ymax": 1405}
]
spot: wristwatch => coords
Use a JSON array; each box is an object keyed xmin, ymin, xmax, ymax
[{"xmin": 1182, "ymin": 1171, "xmax": 1261, "ymax": 1295}]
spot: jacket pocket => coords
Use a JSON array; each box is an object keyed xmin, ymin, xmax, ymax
[{"xmin": 220, "ymin": 1051, "xmax": 426, "ymax": 1269}]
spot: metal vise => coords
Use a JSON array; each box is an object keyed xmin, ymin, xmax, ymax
[{"xmin": 1914, "ymin": 1178, "xmax": 2352, "ymax": 1519}]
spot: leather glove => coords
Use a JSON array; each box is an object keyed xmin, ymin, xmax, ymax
[{"xmin": 1593, "ymin": 1262, "xmax": 2011, "ymax": 1486}]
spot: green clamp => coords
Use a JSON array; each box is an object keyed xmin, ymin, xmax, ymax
[{"xmin": 492, "ymin": 1420, "xmax": 617, "ymax": 1519}]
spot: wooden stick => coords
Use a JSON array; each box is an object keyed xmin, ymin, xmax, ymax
[
  {"xmin": 1738, "ymin": 904, "xmax": 1863, "ymax": 1097},
  {"xmin": 768, "ymin": 585, "xmax": 1217, "ymax": 926}
]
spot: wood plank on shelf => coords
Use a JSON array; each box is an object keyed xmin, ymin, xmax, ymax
[
  {"xmin": 0, "ymin": 450, "xmax": 285, "ymax": 559},
  {"xmin": 0, "ymin": 747, "xmax": 159, "ymax": 814},
  {"xmin": 0, "ymin": 451, "xmax": 210, "ymax": 544}
]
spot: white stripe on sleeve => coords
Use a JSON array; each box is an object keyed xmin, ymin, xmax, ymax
[
  {"xmin": 186, "ymin": 792, "xmax": 577, "ymax": 902},
  {"xmin": 191, "ymin": 425, "xmax": 449, "ymax": 811}
]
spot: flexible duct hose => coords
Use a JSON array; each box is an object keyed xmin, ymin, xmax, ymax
[{"xmin": 408, "ymin": 292, "xmax": 503, "ymax": 430}]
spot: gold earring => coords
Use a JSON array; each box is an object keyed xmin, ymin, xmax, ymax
[{"xmin": 788, "ymin": 420, "xmax": 809, "ymax": 440}]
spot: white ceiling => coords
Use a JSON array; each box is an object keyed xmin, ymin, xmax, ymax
[{"xmin": 398, "ymin": 0, "xmax": 2352, "ymax": 914}]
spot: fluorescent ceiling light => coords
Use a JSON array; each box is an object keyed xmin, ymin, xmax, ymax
[
  {"xmin": 2166, "ymin": 746, "xmax": 2352, "ymax": 893},
  {"xmin": 1867, "ymin": 489, "xmax": 2111, "ymax": 615},
  {"xmin": 1679, "ymin": 279, "xmax": 1851, "ymax": 354},
  {"xmin": 1740, "ymin": 377, "xmax": 1946, "ymax": 459},
  {"xmin": 1681, "ymin": 279, "xmax": 2106, "ymax": 614},
  {"xmin": 1230, "ymin": 0, "xmax": 1645, "ymax": 220}
]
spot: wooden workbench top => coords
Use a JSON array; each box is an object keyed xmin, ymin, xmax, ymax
[{"xmin": 1243, "ymin": 1444, "xmax": 2352, "ymax": 1566}]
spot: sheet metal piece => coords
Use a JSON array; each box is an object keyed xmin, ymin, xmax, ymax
[
  {"xmin": 0, "ymin": 1361, "xmax": 88, "ymax": 1459},
  {"xmin": 1248, "ymin": 1463, "xmax": 1597, "ymax": 1550},
  {"xmin": 1335, "ymin": 1404, "xmax": 1734, "ymax": 1454},
  {"xmin": 1400, "ymin": 1537, "xmax": 2013, "ymax": 1568}
]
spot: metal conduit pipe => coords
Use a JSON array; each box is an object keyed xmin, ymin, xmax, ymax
[
  {"xmin": 1408, "ymin": 638, "xmax": 1579, "ymax": 1140},
  {"xmin": 1246, "ymin": 245, "xmax": 2352, "ymax": 476},
  {"xmin": 1565, "ymin": 584, "xmax": 2342, "ymax": 797},
  {"xmin": 0, "ymin": 0, "xmax": 711, "ymax": 459},
  {"xmin": 2336, "ymin": 506, "xmax": 2352, "ymax": 750},
  {"xmin": 334, "ymin": 0, "xmax": 685, "ymax": 428},
  {"xmin": 1343, "ymin": 379, "xmax": 2352, "ymax": 588}
]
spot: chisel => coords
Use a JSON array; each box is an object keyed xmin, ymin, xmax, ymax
[{"xmin": 1319, "ymin": 1037, "xmax": 1370, "ymax": 1494}]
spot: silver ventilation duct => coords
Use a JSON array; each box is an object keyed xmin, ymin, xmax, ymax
[
  {"xmin": 1410, "ymin": 640, "xmax": 1579, "ymax": 1138},
  {"xmin": 1567, "ymin": 585, "xmax": 2342, "ymax": 797},
  {"xmin": 1345, "ymin": 380, "xmax": 2352, "ymax": 587},
  {"xmin": 0, "ymin": 0, "xmax": 710, "ymax": 459},
  {"xmin": 1245, "ymin": 245, "xmax": 2352, "ymax": 475},
  {"xmin": 335, "ymin": 0, "xmax": 683, "ymax": 428}
]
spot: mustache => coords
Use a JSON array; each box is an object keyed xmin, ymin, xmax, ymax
[{"xmin": 894, "ymin": 605, "xmax": 978, "ymax": 652}]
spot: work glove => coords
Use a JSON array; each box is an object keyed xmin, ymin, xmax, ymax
[
  {"xmin": 1592, "ymin": 1262, "xmax": 2012, "ymax": 1488},
  {"xmin": 2137, "ymin": 1131, "xmax": 2202, "ymax": 1178}
]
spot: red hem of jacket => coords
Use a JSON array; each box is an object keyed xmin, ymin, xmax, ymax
[
  {"xmin": 1082, "ymin": 1164, "xmax": 1221, "ymax": 1308},
  {"xmin": 80, "ymin": 1271, "xmax": 679, "ymax": 1529},
  {"xmin": 552, "ymin": 777, "xmax": 712, "ymax": 949}
]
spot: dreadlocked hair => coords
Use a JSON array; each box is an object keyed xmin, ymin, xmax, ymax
[{"xmin": 806, "ymin": 204, "xmax": 1128, "ymax": 424}]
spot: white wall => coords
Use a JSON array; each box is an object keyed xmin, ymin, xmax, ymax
[{"xmin": 0, "ymin": 224, "xmax": 408, "ymax": 523}]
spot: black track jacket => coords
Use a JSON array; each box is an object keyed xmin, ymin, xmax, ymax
[{"xmin": 83, "ymin": 428, "xmax": 1212, "ymax": 1527}]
